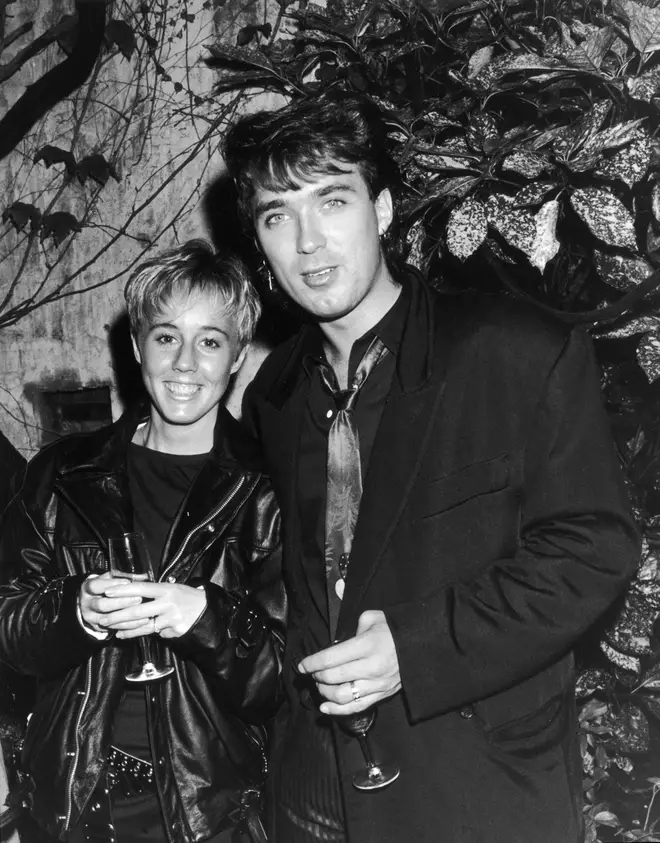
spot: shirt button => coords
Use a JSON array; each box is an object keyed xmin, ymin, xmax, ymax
[
  {"xmin": 326, "ymin": 409, "xmax": 333, "ymax": 419},
  {"xmin": 460, "ymin": 706, "xmax": 474, "ymax": 719},
  {"xmin": 167, "ymin": 576, "xmax": 176, "ymax": 583}
]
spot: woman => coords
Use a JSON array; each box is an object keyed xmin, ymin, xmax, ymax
[{"xmin": 0, "ymin": 241, "xmax": 286, "ymax": 843}]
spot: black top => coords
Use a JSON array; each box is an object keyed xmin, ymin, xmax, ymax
[
  {"xmin": 112, "ymin": 441, "xmax": 206, "ymax": 761},
  {"xmin": 278, "ymin": 287, "xmax": 408, "ymax": 835}
]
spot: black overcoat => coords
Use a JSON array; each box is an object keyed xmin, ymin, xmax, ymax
[{"xmin": 244, "ymin": 271, "xmax": 639, "ymax": 843}]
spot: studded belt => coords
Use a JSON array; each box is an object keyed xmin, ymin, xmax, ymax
[{"xmin": 106, "ymin": 746, "xmax": 157, "ymax": 798}]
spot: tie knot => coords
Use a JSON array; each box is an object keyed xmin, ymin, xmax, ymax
[{"xmin": 333, "ymin": 387, "xmax": 358, "ymax": 412}]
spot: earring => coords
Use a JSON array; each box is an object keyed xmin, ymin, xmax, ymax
[{"xmin": 260, "ymin": 260, "xmax": 275, "ymax": 292}]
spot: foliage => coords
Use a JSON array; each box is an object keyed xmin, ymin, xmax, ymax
[{"xmin": 208, "ymin": 0, "xmax": 660, "ymax": 837}]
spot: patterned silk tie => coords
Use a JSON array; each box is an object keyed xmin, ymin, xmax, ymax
[{"xmin": 317, "ymin": 336, "xmax": 389, "ymax": 637}]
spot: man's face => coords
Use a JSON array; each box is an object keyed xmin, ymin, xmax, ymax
[
  {"xmin": 252, "ymin": 164, "xmax": 395, "ymax": 328},
  {"xmin": 133, "ymin": 290, "xmax": 246, "ymax": 440}
]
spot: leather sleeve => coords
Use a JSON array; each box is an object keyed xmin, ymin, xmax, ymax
[
  {"xmin": 0, "ymin": 460, "xmax": 106, "ymax": 678},
  {"xmin": 168, "ymin": 485, "xmax": 287, "ymax": 724},
  {"xmin": 386, "ymin": 327, "xmax": 640, "ymax": 722}
]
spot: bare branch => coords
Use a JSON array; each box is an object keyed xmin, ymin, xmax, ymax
[{"xmin": 0, "ymin": 18, "xmax": 72, "ymax": 85}]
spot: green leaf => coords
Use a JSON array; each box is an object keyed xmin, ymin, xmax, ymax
[
  {"xmin": 564, "ymin": 27, "xmax": 616, "ymax": 71},
  {"xmin": 405, "ymin": 219, "xmax": 426, "ymax": 271},
  {"xmin": 652, "ymin": 183, "xmax": 660, "ymax": 223},
  {"xmin": 613, "ymin": 0, "xmax": 660, "ymax": 53},
  {"xmin": 501, "ymin": 150, "xmax": 549, "ymax": 179},
  {"xmin": 528, "ymin": 200, "xmax": 560, "ymax": 273},
  {"xmin": 105, "ymin": 19, "xmax": 136, "ymax": 60},
  {"xmin": 609, "ymin": 703, "xmax": 651, "ymax": 753},
  {"xmin": 576, "ymin": 668, "xmax": 614, "ymax": 697},
  {"xmin": 601, "ymin": 640, "xmax": 641, "ymax": 673},
  {"xmin": 2, "ymin": 201, "xmax": 42, "ymax": 233},
  {"xmin": 467, "ymin": 45, "xmax": 494, "ymax": 79},
  {"xmin": 446, "ymin": 197, "xmax": 488, "ymax": 260},
  {"xmin": 34, "ymin": 144, "xmax": 76, "ymax": 175},
  {"xmin": 579, "ymin": 698, "xmax": 611, "ymax": 722},
  {"xmin": 553, "ymin": 100, "xmax": 610, "ymax": 160},
  {"xmin": 76, "ymin": 154, "xmax": 120, "ymax": 187},
  {"xmin": 570, "ymin": 188, "xmax": 637, "ymax": 250},
  {"xmin": 595, "ymin": 136, "xmax": 653, "ymax": 188},
  {"xmin": 594, "ymin": 252, "xmax": 653, "ymax": 291},
  {"xmin": 513, "ymin": 182, "xmax": 556, "ymax": 209},
  {"xmin": 627, "ymin": 67, "xmax": 660, "ymax": 102},
  {"xmin": 39, "ymin": 211, "xmax": 82, "ymax": 247},
  {"xmin": 601, "ymin": 314, "xmax": 660, "ymax": 340},
  {"xmin": 593, "ymin": 810, "xmax": 620, "ymax": 827},
  {"xmin": 637, "ymin": 331, "xmax": 660, "ymax": 383},
  {"xmin": 486, "ymin": 194, "xmax": 536, "ymax": 254}
]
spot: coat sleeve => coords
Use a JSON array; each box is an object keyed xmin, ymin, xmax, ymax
[
  {"xmin": 167, "ymin": 487, "xmax": 287, "ymax": 724},
  {"xmin": 0, "ymin": 461, "xmax": 106, "ymax": 679},
  {"xmin": 386, "ymin": 327, "xmax": 640, "ymax": 723}
]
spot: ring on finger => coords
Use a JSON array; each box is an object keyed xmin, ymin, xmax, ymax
[
  {"xmin": 151, "ymin": 616, "xmax": 158, "ymax": 634},
  {"xmin": 350, "ymin": 681, "xmax": 361, "ymax": 703}
]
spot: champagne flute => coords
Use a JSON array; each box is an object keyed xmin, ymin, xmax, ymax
[
  {"xmin": 337, "ymin": 706, "xmax": 400, "ymax": 791},
  {"xmin": 331, "ymin": 624, "xmax": 400, "ymax": 790},
  {"xmin": 107, "ymin": 533, "xmax": 174, "ymax": 683}
]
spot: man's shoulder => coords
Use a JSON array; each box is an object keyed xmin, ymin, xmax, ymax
[
  {"xmin": 433, "ymin": 290, "xmax": 576, "ymax": 358},
  {"xmin": 246, "ymin": 331, "xmax": 304, "ymax": 398}
]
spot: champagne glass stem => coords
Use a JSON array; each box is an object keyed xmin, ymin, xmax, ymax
[
  {"xmin": 137, "ymin": 635, "xmax": 154, "ymax": 669},
  {"xmin": 356, "ymin": 733, "xmax": 378, "ymax": 771}
]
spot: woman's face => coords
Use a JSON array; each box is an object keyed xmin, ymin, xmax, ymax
[{"xmin": 132, "ymin": 290, "xmax": 246, "ymax": 445}]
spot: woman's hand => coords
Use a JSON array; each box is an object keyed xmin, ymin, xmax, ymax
[
  {"xmin": 100, "ymin": 581, "xmax": 208, "ymax": 639},
  {"xmin": 78, "ymin": 572, "xmax": 142, "ymax": 634}
]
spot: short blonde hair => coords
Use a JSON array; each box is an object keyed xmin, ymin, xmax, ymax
[{"xmin": 124, "ymin": 240, "xmax": 261, "ymax": 346}]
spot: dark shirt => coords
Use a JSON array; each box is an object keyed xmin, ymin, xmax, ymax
[
  {"xmin": 112, "ymin": 441, "xmax": 206, "ymax": 761},
  {"xmin": 278, "ymin": 286, "xmax": 408, "ymax": 838}
]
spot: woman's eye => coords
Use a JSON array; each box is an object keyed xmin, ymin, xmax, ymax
[
  {"xmin": 201, "ymin": 338, "xmax": 221, "ymax": 350},
  {"xmin": 155, "ymin": 334, "xmax": 176, "ymax": 345}
]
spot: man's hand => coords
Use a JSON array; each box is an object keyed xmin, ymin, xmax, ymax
[
  {"xmin": 298, "ymin": 610, "xmax": 401, "ymax": 715},
  {"xmin": 79, "ymin": 572, "xmax": 141, "ymax": 634},
  {"xmin": 101, "ymin": 581, "xmax": 207, "ymax": 639}
]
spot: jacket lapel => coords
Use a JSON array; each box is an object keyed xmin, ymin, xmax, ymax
[{"xmin": 336, "ymin": 281, "xmax": 459, "ymax": 639}]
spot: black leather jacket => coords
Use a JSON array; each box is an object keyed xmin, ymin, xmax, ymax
[{"xmin": 0, "ymin": 407, "xmax": 286, "ymax": 842}]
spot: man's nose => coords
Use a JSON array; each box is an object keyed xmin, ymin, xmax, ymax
[
  {"xmin": 296, "ymin": 214, "xmax": 325, "ymax": 254},
  {"xmin": 173, "ymin": 342, "xmax": 197, "ymax": 372}
]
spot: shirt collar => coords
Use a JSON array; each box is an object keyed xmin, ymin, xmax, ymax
[{"xmin": 302, "ymin": 283, "xmax": 408, "ymax": 380}]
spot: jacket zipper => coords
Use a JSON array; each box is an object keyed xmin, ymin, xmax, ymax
[
  {"xmin": 159, "ymin": 475, "xmax": 256, "ymax": 583},
  {"xmin": 64, "ymin": 656, "xmax": 93, "ymax": 831}
]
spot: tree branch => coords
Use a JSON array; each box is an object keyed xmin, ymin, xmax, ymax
[
  {"xmin": 0, "ymin": 19, "xmax": 69, "ymax": 85},
  {"xmin": 0, "ymin": 0, "xmax": 108, "ymax": 161}
]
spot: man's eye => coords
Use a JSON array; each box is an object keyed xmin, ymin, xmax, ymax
[
  {"xmin": 325, "ymin": 198, "xmax": 345, "ymax": 209},
  {"xmin": 264, "ymin": 213, "xmax": 286, "ymax": 228}
]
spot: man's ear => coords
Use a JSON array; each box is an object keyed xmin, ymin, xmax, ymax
[
  {"xmin": 131, "ymin": 333, "xmax": 142, "ymax": 365},
  {"xmin": 375, "ymin": 188, "xmax": 394, "ymax": 237},
  {"xmin": 231, "ymin": 344, "xmax": 249, "ymax": 375}
]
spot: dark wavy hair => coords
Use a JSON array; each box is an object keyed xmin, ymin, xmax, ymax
[{"xmin": 222, "ymin": 92, "xmax": 403, "ymax": 263}]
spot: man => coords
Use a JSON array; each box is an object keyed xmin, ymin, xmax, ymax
[{"xmin": 223, "ymin": 93, "xmax": 639, "ymax": 843}]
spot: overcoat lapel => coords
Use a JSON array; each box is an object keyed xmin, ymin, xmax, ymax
[
  {"xmin": 270, "ymin": 379, "xmax": 310, "ymax": 611},
  {"xmin": 336, "ymin": 281, "xmax": 458, "ymax": 639}
]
